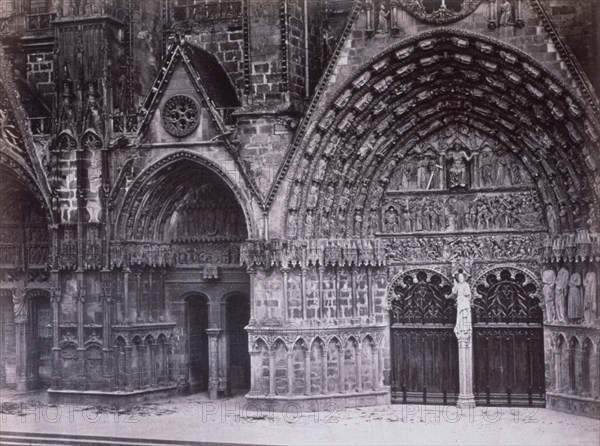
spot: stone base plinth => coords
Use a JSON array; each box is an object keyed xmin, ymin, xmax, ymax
[
  {"xmin": 456, "ymin": 395, "xmax": 476, "ymax": 409},
  {"xmin": 546, "ymin": 392, "xmax": 600, "ymax": 419},
  {"xmin": 48, "ymin": 385, "xmax": 179, "ymax": 407},
  {"xmin": 245, "ymin": 389, "xmax": 390, "ymax": 413}
]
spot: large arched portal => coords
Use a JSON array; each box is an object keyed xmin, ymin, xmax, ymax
[
  {"xmin": 111, "ymin": 154, "xmax": 251, "ymax": 398},
  {"xmin": 0, "ymin": 166, "xmax": 51, "ymax": 390},
  {"xmin": 282, "ymin": 30, "xmax": 598, "ymax": 408}
]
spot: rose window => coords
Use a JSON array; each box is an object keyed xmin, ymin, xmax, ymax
[{"xmin": 161, "ymin": 95, "xmax": 200, "ymax": 137}]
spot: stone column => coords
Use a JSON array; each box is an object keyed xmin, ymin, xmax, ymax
[
  {"xmin": 590, "ymin": 352, "xmax": 600, "ymax": 398},
  {"xmin": 300, "ymin": 268, "xmax": 308, "ymax": 320},
  {"xmin": 248, "ymin": 270, "xmax": 257, "ymax": 324},
  {"xmin": 350, "ymin": 267, "xmax": 357, "ymax": 319},
  {"xmin": 321, "ymin": 350, "xmax": 328, "ymax": 394},
  {"xmin": 304, "ymin": 348, "xmax": 311, "ymax": 396},
  {"xmin": 372, "ymin": 346, "xmax": 379, "ymax": 391},
  {"xmin": 102, "ymin": 279, "xmax": 113, "ymax": 389},
  {"xmin": 554, "ymin": 351, "xmax": 563, "ymax": 392},
  {"xmin": 287, "ymin": 352, "xmax": 294, "ymax": 396},
  {"xmin": 124, "ymin": 345, "xmax": 133, "ymax": 391},
  {"xmin": 282, "ymin": 269, "xmax": 289, "ymax": 321},
  {"xmin": 14, "ymin": 320, "xmax": 28, "ymax": 391},
  {"xmin": 367, "ymin": 266, "xmax": 373, "ymax": 319},
  {"xmin": 76, "ymin": 282, "xmax": 86, "ymax": 390},
  {"xmin": 356, "ymin": 344, "xmax": 363, "ymax": 391},
  {"xmin": 123, "ymin": 269, "xmax": 130, "ymax": 323},
  {"xmin": 268, "ymin": 349, "xmax": 276, "ymax": 396},
  {"xmin": 206, "ymin": 328, "xmax": 221, "ymax": 399},
  {"xmin": 51, "ymin": 290, "xmax": 61, "ymax": 389},
  {"xmin": 335, "ymin": 267, "xmax": 340, "ymax": 319},
  {"xmin": 456, "ymin": 328, "xmax": 476, "ymax": 408},
  {"xmin": 339, "ymin": 349, "xmax": 346, "ymax": 393},
  {"xmin": 318, "ymin": 266, "xmax": 324, "ymax": 319}
]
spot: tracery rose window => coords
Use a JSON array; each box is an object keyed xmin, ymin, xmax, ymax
[{"xmin": 161, "ymin": 95, "xmax": 200, "ymax": 137}]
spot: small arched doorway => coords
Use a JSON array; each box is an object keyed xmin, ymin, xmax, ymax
[
  {"xmin": 28, "ymin": 291, "xmax": 53, "ymax": 388},
  {"xmin": 225, "ymin": 294, "xmax": 250, "ymax": 393},
  {"xmin": 185, "ymin": 294, "xmax": 209, "ymax": 393}
]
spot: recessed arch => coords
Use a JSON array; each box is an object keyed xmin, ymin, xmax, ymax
[{"xmin": 113, "ymin": 151, "xmax": 255, "ymax": 241}]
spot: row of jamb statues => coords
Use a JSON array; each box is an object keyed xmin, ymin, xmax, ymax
[{"xmin": 542, "ymin": 268, "xmax": 597, "ymax": 326}]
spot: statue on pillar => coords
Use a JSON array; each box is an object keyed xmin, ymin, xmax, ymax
[
  {"xmin": 12, "ymin": 282, "xmax": 27, "ymax": 324},
  {"xmin": 452, "ymin": 273, "xmax": 472, "ymax": 338}
]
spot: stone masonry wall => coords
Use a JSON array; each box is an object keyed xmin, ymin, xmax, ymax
[
  {"xmin": 26, "ymin": 52, "xmax": 53, "ymax": 108},
  {"xmin": 540, "ymin": 0, "xmax": 599, "ymax": 94}
]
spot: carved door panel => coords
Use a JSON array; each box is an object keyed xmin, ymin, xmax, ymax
[
  {"xmin": 472, "ymin": 268, "xmax": 545, "ymax": 406},
  {"xmin": 389, "ymin": 270, "xmax": 459, "ymax": 404}
]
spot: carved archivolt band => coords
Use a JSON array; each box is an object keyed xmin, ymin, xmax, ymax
[{"xmin": 283, "ymin": 30, "xmax": 598, "ymax": 241}]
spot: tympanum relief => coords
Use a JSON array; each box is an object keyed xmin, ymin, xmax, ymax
[{"xmin": 381, "ymin": 126, "xmax": 542, "ymax": 236}]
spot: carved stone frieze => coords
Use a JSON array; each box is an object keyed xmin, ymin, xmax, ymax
[
  {"xmin": 110, "ymin": 241, "xmax": 242, "ymax": 268},
  {"xmin": 240, "ymin": 238, "xmax": 387, "ymax": 269},
  {"xmin": 384, "ymin": 233, "xmax": 545, "ymax": 264}
]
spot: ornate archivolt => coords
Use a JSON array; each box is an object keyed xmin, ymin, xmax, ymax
[
  {"xmin": 111, "ymin": 152, "xmax": 253, "ymax": 268},
  {"xmin": 282, "ymin": 30, "xmax": 599, "ymax": 247}
]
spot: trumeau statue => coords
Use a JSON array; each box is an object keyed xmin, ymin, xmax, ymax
[
  {"xmin": 12, "ymin": 281, "xmax": 27, "ymax": 323},
  {"xmin": 452, "ymin": 273, "xmax": 472, "ymax": 338}
]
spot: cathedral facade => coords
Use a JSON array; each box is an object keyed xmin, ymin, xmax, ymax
[{"xmin": 0, "ymin": 0, "xmax": 599, "ymax": 418}]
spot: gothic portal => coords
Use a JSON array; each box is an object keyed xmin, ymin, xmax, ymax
[{"xmin": 0, "ymin": 0, "xmax": 599, "ymax": 419}]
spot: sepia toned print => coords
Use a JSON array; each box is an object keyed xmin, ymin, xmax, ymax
[{"xmin": 0, "ymin": 0, "xmax": 598, "ymax": 444}]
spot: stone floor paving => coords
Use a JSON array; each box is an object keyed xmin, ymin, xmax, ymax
[{"xmin": 0, "ymin": 389, "xmax": 598, "ymax": 445}]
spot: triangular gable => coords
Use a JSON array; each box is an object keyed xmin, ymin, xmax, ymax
[
  {"xmin": 135, "ymin": 41, "xmax": 266, "ymax": 209},
  {"xmin": 136, "ymin": 42, "xmax": 230, "ymax": 144}
]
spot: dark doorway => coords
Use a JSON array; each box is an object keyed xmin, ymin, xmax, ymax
[
  {"xmin": 225, "ymin": 294, "xmax": 250, "ymax": 393},
  {"xmin": 29, "ymin": 293, "xmax": 52, "ymax": 387},
  {"xmin": 472, "ymin": 269, "xmax": 545, "ymax": 407},
  {"xmin": 389, "ymin": 270, "xmax": 459, "ymax": 404},
  {"xmin": 186, "ymin": 295, "xmax": 209, "ymax": 393}
]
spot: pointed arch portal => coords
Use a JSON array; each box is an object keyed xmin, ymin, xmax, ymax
[{"xmin": 278, "ymin": 29, "xmax": 591, "ymax": 407}]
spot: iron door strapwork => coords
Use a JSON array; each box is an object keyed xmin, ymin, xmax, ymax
[
  {"xmin": 472, "ymin": 268, "xmax": 545, "ymax": 407},
  {"xmin": 390, "ymin": 270, "xmax": 459, "ymax": 404}
]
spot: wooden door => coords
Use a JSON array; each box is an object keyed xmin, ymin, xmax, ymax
[
  {"xmin": 390, "ymin": 270, "xmax": 459, "ymax": 404},
  {"xmin": 472, "ymin": 268, "xmax": 545, "ymax": 406}
]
